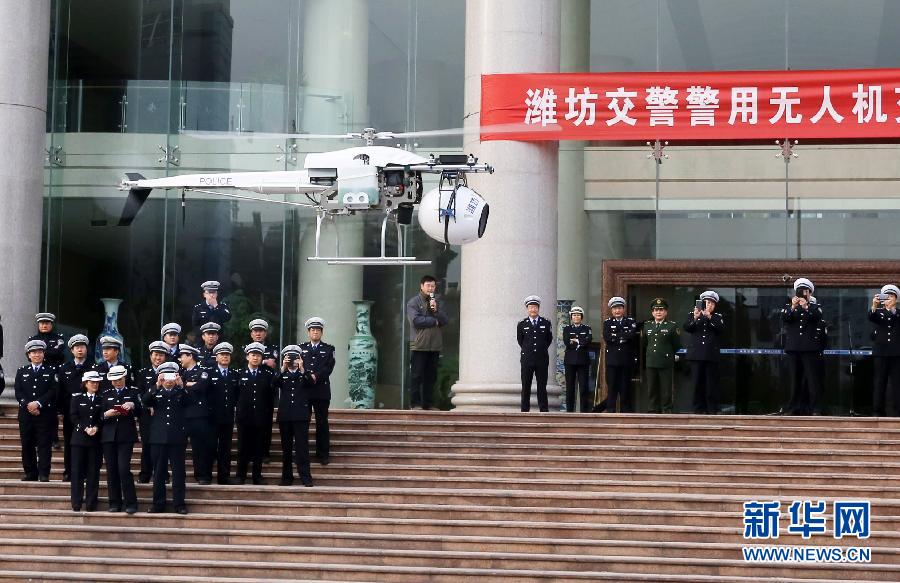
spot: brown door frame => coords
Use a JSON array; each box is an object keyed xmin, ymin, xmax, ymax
[{"xmin": 596, "ymin": 259, "xmax": 900, "ymax": 407}]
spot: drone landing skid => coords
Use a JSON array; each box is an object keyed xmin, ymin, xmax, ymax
[{"xmin": 307, "ymin": 211, "xmax": 431, "ymax": 266}]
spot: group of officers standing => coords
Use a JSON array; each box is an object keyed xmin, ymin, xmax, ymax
[
  {"xmin": 516, "ymin": 277, "xmax": 900, "ymax": 417},
  {"xmin": 13, "ymin": 280, "xmax": 335, "ymax": 515}
]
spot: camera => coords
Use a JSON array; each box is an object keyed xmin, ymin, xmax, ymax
[
  {"xmin": 795, "ymin": 289, "xmax": 809, "ymax": 298},
  {"xmin": 878, "ymin": 293, "xmax": 890, "ymax": 302},
  {"xmin": 695, "ymin": 300, "xmax": 704, "ymax": 310},
  {"xmin": 163, "ymin": 373, "xmax": 177, "ymax": 381}
]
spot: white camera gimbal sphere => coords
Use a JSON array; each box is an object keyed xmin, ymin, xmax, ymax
[{"xmin": 418, "ymin": 185, "xmax": 489, "ymax": 245}]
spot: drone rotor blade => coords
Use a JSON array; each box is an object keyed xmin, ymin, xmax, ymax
[
  {"xmin": 180, "ymin": 130, "xmax": 352, "ymax": 140},
  {"xmin": 118, "ymin": 173, "xmax": 152, "ymax": 226}
]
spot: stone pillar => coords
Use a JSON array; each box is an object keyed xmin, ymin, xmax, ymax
[
  {"xmin": 451, "ymin": 0, "xmax": 561, "ymax": 410},
  {"xmin": 557, "ymin": 0, "xmax": 590, "ymax": 308},
  {"xmin": 0, "ymin": 0, "xmax": 50, "ymax": 380},
  {"xmin": 297, "ymin": 0, "xmax": 368, "ymax": 408}
]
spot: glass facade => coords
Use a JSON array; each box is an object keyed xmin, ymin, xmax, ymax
[{"xmin": 42, "ymin": 0, "xmax": 900, "ymax": 412}]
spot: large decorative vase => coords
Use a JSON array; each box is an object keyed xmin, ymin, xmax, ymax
[
  {"xmin": 94, "ymin": 298, "xmax": 125, "ymax": 364},
  {"xmin": 556, "ymin": 299, "xmax": 574, "ymax": 412},
  {"xmin": 347, "ymin": 300, "xmax": 377, "ymax": 409}
]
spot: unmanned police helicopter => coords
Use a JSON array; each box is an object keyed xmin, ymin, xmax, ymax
[{"xmin": 118, "ymin": 127, "xmax": 494, "ymax": 266}]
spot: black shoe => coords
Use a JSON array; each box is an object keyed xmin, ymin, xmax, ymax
[
  {"xmin": 125, "ymin": 506, "xmax": 138, "ymax": 515},
  {"xmin": 85, "ymin": 505, "xmax": 97, "ymax": 512},
  {"xmin": 301, "ymin": 478, "xmax": 314, "ymax": 487},
  {"xmin": 72, "ymin": 505, "xmax": 82, "ymax": 512},
  {"xmin": 318, "ymin": 456, "xmax": 330, "ymax": 466},
  {"xmin": 38, "ymin": 475, "xmax": 49, "ymax": 482},
  {"xmin": 21, "ymin": 475, "xmax": 37, "ymax": 482},
  {"xmin": 108, "ymin": 505, "xmax": 122, "ymax": 513},
  {"xmin": 175, "ymin": 506, "xmax": 188, "ymax": 515},
  {"xmin": 62, "ymin": 473, "xmax": 71, "ymax": 482},
  {"xmin": 147, "ymin": 507, "xmax": 165, "ymax": 514},
  {"xmin": 252, "ymin": 476, "xmax": 264, "ymax": 485},
  {"xmin": 137, "ymin": 475, "xmax": 151, "ymax": 484},
  {"xmin": 234, "ymin": 476, "xmax": 246, "ymax": 485},
  {"xmin": 52, "ymin": 441, "xmax": 61, "ymax": 450},
  {"xmin": 262, "ymin": 456, "xmax": 271, "ymax": 464},
  {"xmin": 197, "ymin": 479, "xmax": 211, "ymax": 485},
  {"xmin": 279, "ymin": 477, "xmax": 293, "ymax": 486}
]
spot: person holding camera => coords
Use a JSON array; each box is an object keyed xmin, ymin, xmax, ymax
[
  {"xmin": 276, "ymin": 345, "xmax": 314, "ymax": 487},
  {"xmin": 603, "ymin": 297, "xmax": 638, "ymax": 413},
  {"xmin": 683, "ymin": 291, "xmax": 725, "ymax": 414},
  {"xmin": 518, "ymin": 295, "xmax": 554, "ymax": 412},
  {"xmin": 143, "ymin": 361, "xmax": 192, "ymax": 514},
  {"xmin": 562, "ymin": 306, "xmax": 593, "ymax": 412},
  {"xmin": 641, "ymin": 298, "xmax": 681, "ymax": 414},
  {"xmin": 782, "ymin": 277, "xmax": 824, "ymax": 415},
  {"xmin": 869, "ymin": 284, "xmax": 900, "ymax": 416},
  {"xmin": 69, "ymin": 371, "xmax": 104, "ymax": 511},
  {"xmin": 100, "ymin": 365, "xmax": 141, "ymax": 514},
  {"xmin": 406, "ymin": 275, "xmax": 449, "ymax": 410}
]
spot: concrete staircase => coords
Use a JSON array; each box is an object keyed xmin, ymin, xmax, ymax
[{"xmin": 0, "ymin": 405, "xmax": 897, "ymax": 581}]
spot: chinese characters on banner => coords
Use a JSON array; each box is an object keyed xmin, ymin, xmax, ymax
[{"xmin": 480, "ymin": 69, "xmax": 900, "ymax": 141}]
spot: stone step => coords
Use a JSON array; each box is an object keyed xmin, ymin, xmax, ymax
[{"xmin": 0, "ymin": 549, "xmax": 894, "ymax": 581}]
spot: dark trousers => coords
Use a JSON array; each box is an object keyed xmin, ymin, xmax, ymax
[
  {"xmin": 564, "ymin": 364, "xmax": 591, "ymax": 412},
  {"xmin": 185, "ymin": 417, "xmax": 214, "ymax": 481},
  {"xmin": 103, "ymin": 441, "xmax": 137, "ymax": 508},
  {"xmin": 410, "ymin": 350, "xmax": 440, "ymax": 408},
  {"xmin": 309, "ymin": 399, "xmax": 330, "ymax": 459},
  {"xmin": 213, "ymin": 421, "xmax": 234, "ymax": 481},
  {"xmin": 236, "ymin": 422, "xmax": 266, "ymax": 481},
  {"xmin": 263, "ymin": 406, "xmax": 274, "ymax": 459},
  {"xmin": 70, "ymin": 444, "xmax": 102, "ymax": 510},
  {"xmin": 279, "ymin": 420, "xmax": 312, "ymax": 482},
  {"xmin": 151, "ymin": 443, "xmax": 186, "ymax": 509},
  {"xmin": 646, "ymin": 366, "xmax": 674, "ymax": 413},
  {"xmin": 605, "ymin": 364, "xmax": 632, "ymax": 413},
  {"xmin": 19, "ymin": 412, "xmax": 53, "ymax": 478},
  {"xmin": 690, "ymin": 361, "xmax": 720, "ymax": 414},
  {"xmin": 521, "ymin": 361, "xmax": 549, "ymax": 412},
  {"xmin": 787, "ymin": 351, "xmax": 824, "ymax": 415},
  {"xmin": 61, "ymin": 413, "xmax": 73, "ymax": 477},
  {"xmin": 873, "ymin": 356, "xmax": 900, "ymax": 415},
  {"xmin": 138, "ymin": 412, "xmax": 155, "ymax": 481}
]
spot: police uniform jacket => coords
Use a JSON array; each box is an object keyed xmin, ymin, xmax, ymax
[
  {"xmin": 300, "ymin": 342, "xmax": 335, "ymax": 401},
  {"xmin": 242, "ymin": 342, "xmax": 280, "ymax": 373},
  {"xmin": 164, "ymin": 346, "xmax": 180, "ymax": 363},
  {"xmin": 99, "ymin": 385, "xmax": 142, "ymax": 443},
  {"xmin": 562, "ymin": 324, "xmax": 593, "ymax": 366},
  {"xmin": 69, "ymin": 393, "xmax": 103, "ymax": 447},
  {"xmin": 603, "ymin": 317, "xmax": 638, "ymax": 367},
  {"xmin": 782, "ymin": 302, "xmax": 823, "ymax": 353},
  {"xmin": 683, "ymin": 312, "xmax": 725, "ymax": 362},
  {"xmin": 58, "ymin": 360, "xmax": 90, "ymax": 416},
  {"xmin": 91, "ymin": 360, "xmax": 131, "ymax": 393},
  {"xmin": 191, "ymin": 302, "xmax": 232, "ymax": 331},
  {"xmin": 143, "ymin": 386, "xmax": 193, "ymax": 445},
  {"xmin": 196, "ymin": 345, "xmax": 218, "ymax": 369},
  {"xmin": 181, "ymin": 366, "xmax": 211, "ymax": 419},
  {"xmin": 14, "ymin": 364, "xmax": 58, "ymax": 416},
  {"xmin": 235, "ymin": 367, "xmax": 274, "ymax": 426},
  {"xmin": 869, "ymin": 308, "xmax": 900, "ymax": 357},
  {"xmin": 134, "ymin": 366, "xmax": 160, "ymax": 396},
  {"xmin": 207, "ymin": 366, "xmax": 239, "ymax": 424},
  {"xmin": 275, "ymin": 369, "xmax": 310, "ymax": 422},
  {"xmin": 517, "ymin": 316, "xmax": 554, "ymax": 365},
  {"xmin": 28, "ymin": 332, "xmax": 66, "ymax": 368},
  {"xmin": 641, "ymin": 320, "xmax": 681, "ymax": 368}
]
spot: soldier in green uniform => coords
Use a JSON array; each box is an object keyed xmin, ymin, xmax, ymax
[{"xmin": 641, "ymin": 298, "xmax": 681, "ymax": 413}]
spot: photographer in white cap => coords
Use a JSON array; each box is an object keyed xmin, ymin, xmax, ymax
[
  {"xmin": 869, "ymin": 284, "xmax": 900, "ymax": 416},
  {"xmin": 781, "ymin": 277, "xmax": 825, "ymax": 415}
]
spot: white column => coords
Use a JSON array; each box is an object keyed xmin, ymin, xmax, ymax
[
  {"xmin": 557, "ymin": 0, "xmax": 590, "ymax": 307},
  {"xmin": 0, "ymin": 0, "xmax": 50, "ymax": 379},
  {"xmin": 296, "ymin": 0, "xmax": 368, "ymax": 408},
  {"xmin": 452, "ymin": 0, "xmax": 561, "ymax": 410}
]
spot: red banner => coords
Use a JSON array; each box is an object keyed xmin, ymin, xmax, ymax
[{"xmin": 480, "ymin": 69, "xmax": 900, "ymax": 141}]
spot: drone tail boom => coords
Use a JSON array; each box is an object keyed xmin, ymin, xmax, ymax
[{"xmin": 119, "ymin": 173, "xmax": 152, "ymax": 226}]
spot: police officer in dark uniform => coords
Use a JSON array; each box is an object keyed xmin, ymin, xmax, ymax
[
  {"xmin": 192, "ymin": 281, "xmax": 232, "ymax": 334},
  {"xmin": 100, "ymin": 365, "xmax": 142, "ymax": 514},
  {"xmin": 135, "ymin": 341, "xmax": 170, "ymax": 483},
  {"xmin": 208, "ymin": 342, "xmax": 239, "ymax": 484},
  {"xmin": 143, "ymin": 361, "xmax": 192, "ymax": 514},
  {"xmin": 276, "ymin": 344, "xmax": 314, "ymax": 487},
  {"xmin": 92, "ymin": 336, "xmax": 130, "ymax": 393},
  {"xmin": 247, "ymin": 319, "xmax": 279, "ymax": 460},
  {"xmin": 517, "ymin": 296, "xmax": 554, "ymax": 412},
  {"xmin": 869, "ymin": 284, "xmax": 900, "ymax": 416},
  {"xmin": 161, "ymin": 323, "xmax": 182, "ymax": 362},
  {"xmin": 562, "ymin": 306, "xmax": 593, "ymax": 412},
  {"xmin": 57, "ymin": 334, "xmax": 91, "ymax": 481},
  {"xmin": 69, "ymin": 371, "xmax": 103, "ymax": 511},
  {"xmin": 782, "ymin": 277, "xmax": 825, "ymax": 415},
  {"xmin": 178, "ymin": 344, "xmax": 214, "ymax": 485},
  {"xmin": 235, "ymin": 342, "xmax": 274, "ymax": 485},
  {"xmin": 29, "ymin": 313, "xmax": 66, "ymax": 368},
  {"xmin": 15, "ymin": 340, "xmax": 58, "ymax": 481},
  {"xmin": 196, "ymin": 322, "xmax": 221, "ymax": 368},
  {"xmin": 683, "ymin": 290, "xmax": 726, "ymax": 414},
  {"xmin": 301, "ymin": 317, "xmax": 335, "ymax": 464},
  {"xmin": 603, "ymin": 297, "xmax": 638, "ymax": 413}
]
